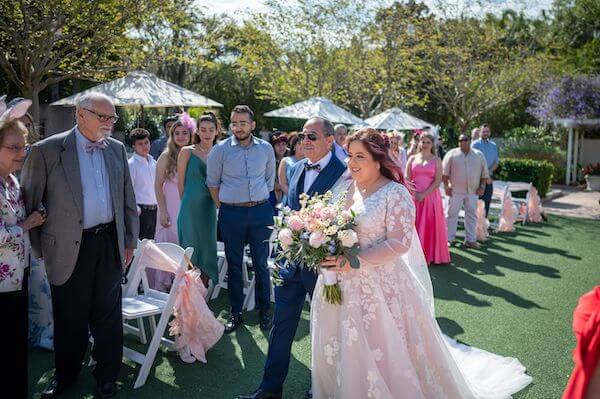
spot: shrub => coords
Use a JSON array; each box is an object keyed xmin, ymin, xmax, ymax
[
  {"xmin": 501, "ymin": 125, "xmax": 566, "ymax": 183},
  {"xmin": 496, "ymin": 158, "xmax": 555, "ymax": 197}
]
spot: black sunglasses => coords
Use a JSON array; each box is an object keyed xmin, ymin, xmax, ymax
[
  {"xmin": 459, "ymin": 138, "xmax": 470, "ymax": 142},
  {"xmin": 298, "ymin": 131, "xmax": 319, "ymax": 141}
]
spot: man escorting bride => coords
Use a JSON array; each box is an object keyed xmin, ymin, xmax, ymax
[{"xmin": 240, "ymin": 124, "xmax": 531, "ymax": 399}]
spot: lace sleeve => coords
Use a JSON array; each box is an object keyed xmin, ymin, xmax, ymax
[{"xmin": 358, "ymin": 183, "xmax": 415, "ymax": 266}]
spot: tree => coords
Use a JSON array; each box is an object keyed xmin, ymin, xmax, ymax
[
  {"xmin": 0, "ymin": 0, "xmax": 187, "ymax": 122},
  {"xmin": 416, "ymin": 14, "xmax": 548, "ymax": 132}
]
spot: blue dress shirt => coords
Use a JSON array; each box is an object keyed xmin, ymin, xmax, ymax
[
  {"xmin": 472, "ymin": 138, "xmax": 499, "ymax": 176},
  {"xmin": 206, "ymin": 135, "xmax": 276, "ymax": 203},
  {"xmin": 75, "ymin": 128, "xmax": 114, "ymax": 228}
]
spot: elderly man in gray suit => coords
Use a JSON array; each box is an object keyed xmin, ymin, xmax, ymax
[{"xmin": 21, "ymin": 93, "xmax": 138, "ymax": 399}]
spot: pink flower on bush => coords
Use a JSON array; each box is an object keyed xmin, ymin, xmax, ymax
[
  {"xmin": 309, "ymin": 231, "xmax": 327, "ymax": 248},
  {"xmin": 288, "ymin": 215, "xmax": 305, "ymax": 231}
]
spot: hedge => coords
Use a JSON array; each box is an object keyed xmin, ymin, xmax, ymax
[{"xmin": 495, "ymin": 158, "xmax": 555, "ymax": 198}]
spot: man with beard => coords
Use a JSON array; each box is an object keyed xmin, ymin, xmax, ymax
[
  {"xmin": 207, "ymin": 105, "xmax": 276, "ymax": 334},
  {"xmin": 21, "ymin": 92, "xmax": 138, "ymax": 398}
]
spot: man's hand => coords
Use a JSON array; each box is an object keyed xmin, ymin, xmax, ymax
[
  {"xmin": 123, "ymin": 248, "xmax": 134, "ymax": 270},
  {"xmin": 445, "ymin": 187, "xmax": 452, "ymax": 197},
  {"xmin": 476, "ymin": 187, "xmax": 484, "ymax": 197}
]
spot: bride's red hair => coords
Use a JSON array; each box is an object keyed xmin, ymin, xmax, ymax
[{"xmin": 347, "ymin": 128, "xmax": 405, "ymax": 185}]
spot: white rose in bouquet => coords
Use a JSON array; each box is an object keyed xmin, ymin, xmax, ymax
[
  {"xmin": 309, "ymin": 231, "xmax": 327, "ymax": 248},
  {"xmin": 278, "ymin": 228, "xmax": 294, "ymax": 249},
  {"xmin": 339, "ymin": 229, "xmax": 358, "ymax": 248}
]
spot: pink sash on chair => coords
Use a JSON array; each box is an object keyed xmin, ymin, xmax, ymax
[
  {"xmin": 137, "ymin": 241, "xmax": 224, "ymax": 363},
  {"xmin": 498, "ymin": 191, "xmax": 515, "ymax": 232},
  {"xmin": 476, "ymin": 200, "xmax": 489, "ymax": 241},
  {"xmin": 527, "ymin": 187, "xmax": 543, "ymax": 223}
]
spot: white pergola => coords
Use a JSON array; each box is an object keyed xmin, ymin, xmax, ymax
[{"xmin": 554, "ymin": 118, "xmax": 600, "ymax": 185}]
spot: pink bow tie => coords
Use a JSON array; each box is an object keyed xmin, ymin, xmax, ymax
[{"xmin": 85, "ymin": 139, "xmax": 108, "ymax": 152}]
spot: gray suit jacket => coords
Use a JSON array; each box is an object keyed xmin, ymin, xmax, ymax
[{"xmin": 20, "ymin": 128, "xmax": 139, "ymax": 285}]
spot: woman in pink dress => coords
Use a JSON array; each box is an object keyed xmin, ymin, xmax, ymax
[
  {"xmin": 405, "ymin": 131, "xmax": 450, "ymax": 265},
  {"xmin": 149, "ymin": 116, "xmax": 192, "ymax": 290}
]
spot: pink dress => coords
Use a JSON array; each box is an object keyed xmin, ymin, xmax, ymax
[
  {"xmin": 148, "ymin": 173, "xmax": 180, "ymax": 291},
  {"xmin": 410, "ymin": 160, "xmax": 451, "ymax": 264}
]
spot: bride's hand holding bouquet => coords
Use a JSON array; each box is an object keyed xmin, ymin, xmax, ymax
[{"xmin": 273, "ymin": 191, "xmax": 360, "ymax": 305}]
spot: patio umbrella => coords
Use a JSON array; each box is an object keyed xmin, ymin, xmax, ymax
[
  {"xmin": 264, "ymin": 97, "xmax": 364, "ymax": 125},
  {"xmin": 50, "ymin": 70, "xmax": 223, "ymax": 108},
  {"xmin": 363, "ymin": 107, "xmax": 434, "ymax": 131}
]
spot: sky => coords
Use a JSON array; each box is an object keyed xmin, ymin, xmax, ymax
[{"xmin": 195, "ymin": 0, "xmax": 556, "ymax": 18}]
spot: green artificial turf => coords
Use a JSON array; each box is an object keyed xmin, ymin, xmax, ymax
[{"xmin": 28, "ymin": 215, "xmax": 599, "ymax": 398}]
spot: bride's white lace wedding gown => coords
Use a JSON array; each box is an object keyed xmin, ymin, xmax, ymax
[{"xmin": 311, "ymin": 181, "xmax": 532, "ymax": 399}]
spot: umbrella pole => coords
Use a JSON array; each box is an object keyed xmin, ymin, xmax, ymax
[{"xmin": 140, "ymin": 105, "xmax": 145, "ymax": 128}]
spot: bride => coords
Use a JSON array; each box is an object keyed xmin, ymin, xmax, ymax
[{"xmin": 312, "ymin": 128, "xmax": 532, "ymax": 399}]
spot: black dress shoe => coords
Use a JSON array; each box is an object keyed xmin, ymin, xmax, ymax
[
  {"xmin": 40, "ymin": 378, "xmax": 75, "ymax": 398},
  {"xmin": 305, "ymin": 387, "xmax": 312, "ymax": 399},
  {"xmin": 224, "ymin": 313, "xmax": 243, "ymax": 334},
  {"xmin": 259, "ymin": 310, "xmax": 273, "ymax": 331},
  {"xmin": 236, "ymin": 388, "xmax": 282, "ymax": 399},
  {"xmin": 96, "ymin": 382, "xmax": 118, "ymax": 399}
]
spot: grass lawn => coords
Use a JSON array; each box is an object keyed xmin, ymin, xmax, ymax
[{"xmin": 28, "ymin": 215, "xmax": 599, "ymax": 398}]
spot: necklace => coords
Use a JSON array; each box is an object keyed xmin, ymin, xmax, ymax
[
  {"xmin": 197, "ymin": 144, "xmax": 212, "ymax": 153},
  {"xmin": 356, "ymin": 177, "xmax": 385, "ymax": 197}
]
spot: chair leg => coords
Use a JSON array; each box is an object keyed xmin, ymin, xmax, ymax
[
  {"xmin": 133, "ymin": 313, "xmax": 170, "ymax": 389},
  {"xmin": 138, "ymin": 318, "xmax": 147, "ymax": 344}
]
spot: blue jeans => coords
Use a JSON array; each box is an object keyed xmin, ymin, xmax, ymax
[{"xmin": 218, "ymin": 202, "xmax": 273, "ymax": 314}]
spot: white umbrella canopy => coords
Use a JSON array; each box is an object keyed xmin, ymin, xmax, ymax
[
  {"xmin": 50, "ymin": 71, "xmax": 223, "ymax": 108},
  {"xmin": 363, "ymin": 107, "xmax": 434, "ymax": 131},
  {"xmin": 264, "ymin": 97, "xmax": 364, "ymax": 125}
]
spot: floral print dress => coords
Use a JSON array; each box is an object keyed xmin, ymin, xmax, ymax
[{"xmin": 0, "ymin": 174, "xmax": 30, "ymax": 292}]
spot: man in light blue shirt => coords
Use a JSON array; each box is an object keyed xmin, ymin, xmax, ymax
[
  {"xmin": 471, "ymin": 123, "xmax": 499, "ymax": 216},
  {"xmin": 207, "ymin": 105, "xmax": 275, "ymax": 334}
]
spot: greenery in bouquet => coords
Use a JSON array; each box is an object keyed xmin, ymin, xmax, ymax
[{"xmin": 272, "ymin": 191, "xmax": 360, "ymax": 304}]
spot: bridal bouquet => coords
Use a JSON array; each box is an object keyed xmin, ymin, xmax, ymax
[{"xmin": 273, "ymin": 191, "xmax": 360, "ymax": 304}]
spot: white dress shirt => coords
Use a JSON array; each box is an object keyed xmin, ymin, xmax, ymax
[
  {"xmin": 304, "ymin": 151, "xmax": 332, "ymax": 192},
  {"xmin": 128, "ymin": 153, "xmax": 157, "ymax": 205}
]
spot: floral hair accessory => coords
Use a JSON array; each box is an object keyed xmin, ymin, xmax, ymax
[
  {"xmin": 178, "ymin": 112, "xmax": 197, "ymax": 134},
  {"xmin": 413, "ymin": 129, "xmax": 424, "ymax": 137},
  {"xmin": 0, "ymin": 95, "xmax": 32, "ymax": 124}
]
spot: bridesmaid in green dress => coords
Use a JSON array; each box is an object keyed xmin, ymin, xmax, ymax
[{"xmin": 177, "ymin": 112, "xmax": 220, "ymax": 286}]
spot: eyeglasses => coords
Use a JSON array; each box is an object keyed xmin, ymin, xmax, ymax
[
  {"xmin": 298, "ymin": 130, "xmax": 319, "ymax": 141},
  {"xmin": 0, "ymin": 144, "xmax": 28, "ymax": 153},
  {"xmin": 229, "ymin": 121, "xmax": 251, "ymax": 129},
  {"xmin": 83, "ymin": 108, "xmax": 119, "ymax": 123}
]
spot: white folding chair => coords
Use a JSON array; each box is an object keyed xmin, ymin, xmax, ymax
[
  {"xmin": 122, "ymin": 239, "xmax": 194, "ymax": 389},
  {"xmin": 122, "ymin": 240, "xmax": 148, "ymax": 344}
]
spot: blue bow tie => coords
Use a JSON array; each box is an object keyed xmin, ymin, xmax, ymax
[{"xmin": 305, "ymin": 163, "xmax": 321, "ymax": 172}]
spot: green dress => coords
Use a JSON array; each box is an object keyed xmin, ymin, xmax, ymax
[{"xmin": 177, "ymin": 153, "xmax": 218, "ymax": 282}]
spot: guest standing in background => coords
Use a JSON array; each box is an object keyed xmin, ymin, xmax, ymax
[
  {"xmin": 278, "ymin": 132, "xmax": 304, "ymax": 205},
  {"xmin": 150, "ymin": 115, "xmax": 178, "ymax": 160},
  {"xmin": 471, "ymin": 127, "xmax": 481, "ymax": 142},
  {"xmin": 207, "ymin": 105, "xmax": 275, "ymax": 334},
  {"xmin": 406, "ymin": 131, "xmax": 450, "ymax": 265},
  {"xmin": 471, "ymin": 123, "xmax": 499, "ymax": 217},
  {"xmin": 332, "ymin": 124, "xmax": 349, "ymax": 161},
  {"xmin": 127, "ymin": 128, "xmax": 157, "ymax": 240},
  {"xmin": 269, "ymin": 132, "xmax": 288, "ymax": 211},
  {"xmin": 442, "ymin": 134, "xmax": 489, "ymax": 249},
  {"xmin": 177, "ymin": 112, "xmax": 220, "ymax": 287},
  {"xmin": 0, "ymin": 98, "xmax": 46, "ymax": 399},
  {"xmin": 151, "ymin": 115, "xmax": 192, "ymax": 291},
  {"xmin": 387, "ymin": 130, "xmax": 407, "ymax": 172},
  {"xmin": 407, "ymin": 130, "xmax": 421, "ymax": 158}
]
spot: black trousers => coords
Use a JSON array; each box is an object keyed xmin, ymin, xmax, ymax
[
  {"xmin": 0, "ymin": 269, "xmax": 28, "ymax": 398},
  {"xmin": 51, "ymin": 223, "xmax": 123, "ymax": 384},
  {"xmin": 138, "ymin": 206, "xmax": 157, "ymax": 240},
  {"xmin": 479, "ymin": 182, "xmax": 494, "ymax": 217}
]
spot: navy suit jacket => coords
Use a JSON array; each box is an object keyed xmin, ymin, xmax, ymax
[{"xmin": 278, "ymin": 155, "xmax": 347, "ymax": 280}]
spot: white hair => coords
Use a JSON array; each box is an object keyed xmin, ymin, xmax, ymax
[{"xmin": 75, "ymin": 92, "xmax": 113, "ymax": 109}]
